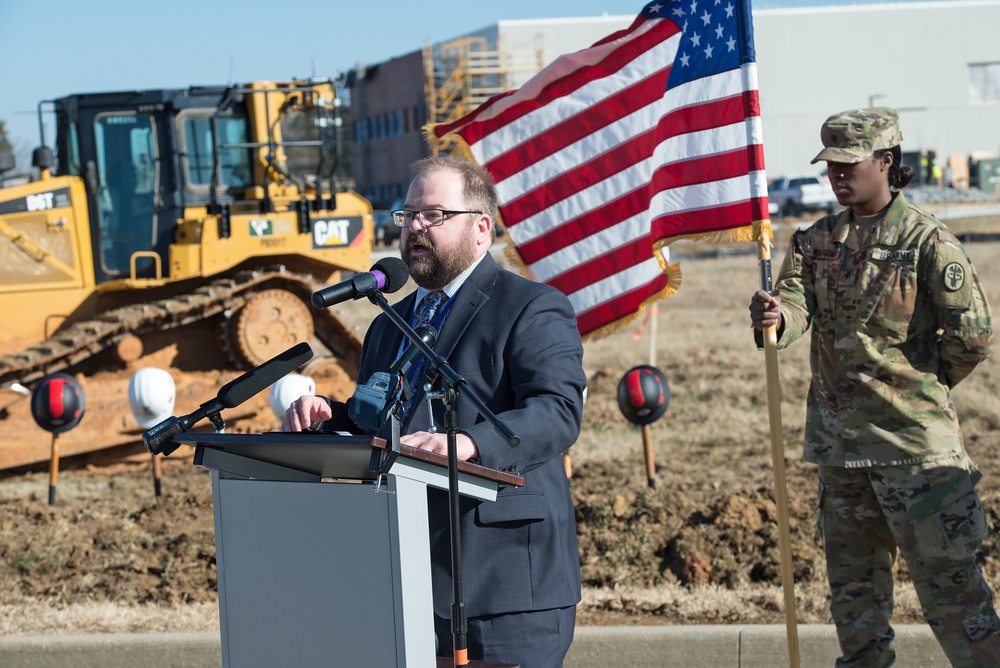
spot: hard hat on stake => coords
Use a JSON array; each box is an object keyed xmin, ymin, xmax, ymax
[
  {"xmin": 269, "ymin": 373, "xmax": 316, "ymax": 419},
  {"xmin": 617, "ymin": 365, "xmax": 669, "ymax": 425},
  {"xmin": 128, "ymin": 368, "xmax": 176, "ymax": 429},
  {"xmin": 30, "ymin": 373, "xmax": 86, "ymax": 434}
]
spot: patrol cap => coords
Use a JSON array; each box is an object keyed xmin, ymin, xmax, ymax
[{"xmin": 810, "ymin": 107, "xmax": 903, "ymax": 164}]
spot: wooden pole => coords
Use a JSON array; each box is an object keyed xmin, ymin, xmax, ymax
[
  {"xmin": 757, "ymin": 235, "xmax": 801, "ymax": 668},
  {"xmin": 48, "ymin": 434, "xmax": 60, "ymax": 506},
  {"xmin": 151, "ymin": 453, "xmax": 163, "ymax": 497},
  {"xmin": 642, "ymin": 424, "xmax": 656, "ymax": 488},
  {"xmin": 644, "ymin": 306, "xmax": 658, "ymax": 487}
]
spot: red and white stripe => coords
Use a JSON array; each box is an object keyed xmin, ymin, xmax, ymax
[{"xmin": 435, "ymin": 11, "xmax": 767, "ymax": 337}]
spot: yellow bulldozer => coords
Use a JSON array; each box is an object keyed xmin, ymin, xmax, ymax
[{"xmin": 0, "ymin": 79, "xmax": 374, "ymax": 470}]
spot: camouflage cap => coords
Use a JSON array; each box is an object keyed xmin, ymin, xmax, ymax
[{"xmin": 810, "ymin": 107, "xmax": 903, "ymax": 164}]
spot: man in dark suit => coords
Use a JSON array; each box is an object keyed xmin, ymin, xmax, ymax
[{"xmin": 282, "ymin": 156, "xmax": 586, "ymax": 667}]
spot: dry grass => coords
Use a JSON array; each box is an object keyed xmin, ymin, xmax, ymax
[{"xmin": 0, "ymin": 602, "xmax": 219, "ymax": 636}]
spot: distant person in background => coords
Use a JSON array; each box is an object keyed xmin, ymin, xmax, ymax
[{"xmin": 750, "ymin": 107, "xmax": 1000, "ymax": 667}]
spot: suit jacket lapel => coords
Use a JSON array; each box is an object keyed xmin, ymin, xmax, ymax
[
  {"xmin": 433, "ymin": 257, "xmax": 496, "ymax": 361},
  {"xmin": 369, "ymin": 293, "xmax": 416, "ymax": 373}
]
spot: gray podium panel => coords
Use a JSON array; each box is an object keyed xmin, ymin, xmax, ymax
[
  {"xmin": 212, "ymin": 476, "xmax": 413, "ymax": 667},
  {"xmin": 178, "ymin": 434, "xmax": 519, "ymax": 668}
]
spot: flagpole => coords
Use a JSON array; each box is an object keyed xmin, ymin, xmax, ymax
[
  {"xmin": 644, "ymin": 305, "xmax": 659, "ymax": 487},
  {"xmin": 756, "ymin": 235, "xmax": 801, "ymax": 668}
]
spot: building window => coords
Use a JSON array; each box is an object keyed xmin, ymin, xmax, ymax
[
  {"xmin": 403, "ymin": 108, "xmax": 410, "ymax": 133},
  {"xmin": 970, "ymin": 62, "xmax": 1000, "ymax": 104}
]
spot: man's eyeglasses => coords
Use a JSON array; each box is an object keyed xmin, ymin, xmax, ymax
[{"xmin": 390, "ymin": 209, "xmax": 482, "ymax": 228}]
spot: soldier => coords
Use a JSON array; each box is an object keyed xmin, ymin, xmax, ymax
[{"xmin": 750, "ymin": 108, "xmax": 1000, "ymax": 667}]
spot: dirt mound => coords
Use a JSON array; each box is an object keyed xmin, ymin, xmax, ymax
[
  {"xmin": 4, "ymin": 245, "xmax": 1000, "ymax": 630},
  {"xmin": 4, "ymin": 453, "xmax": 998, "ymax": 628}
]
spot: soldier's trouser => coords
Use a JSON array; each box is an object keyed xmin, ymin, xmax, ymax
[{"xmin": 819, "ymin": 459, "xmax": 1000, "ymax": 668}]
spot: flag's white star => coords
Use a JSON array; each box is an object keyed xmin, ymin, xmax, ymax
[
  {"xmin": 680, "ymin": 52, "xmax": 691, "ymax": 67},
  {"xmin": 690, "ymin": 0, "xmax": 699, "ymax": 14},
  {"xmin": 672, "ymin": 5, "xmax": 685, "ymax": 18},
  {"xmin": 704, "ymin": 44, "xmax": 715, "ymax": 58},
  {"xmin": 690, "ymin": 32, "xmax": 701, "ymax": 47},
  {"xmin": 701, "ymin": 10, "xmax": 712, "ymax": 25},
  {"xmin": 727, "ymin": 36, "xmax": 737, "ymax": 51},
  {"xmin": 648, "ymin": 2, "xmax": 664, "ymax": 14},
  {"xmin": 715, "ymin": 23, "xmax": 725, "ymax": 39},
  {"xmin": 725, "ymin": 2, "xmax": 735, "ymax": 18}
]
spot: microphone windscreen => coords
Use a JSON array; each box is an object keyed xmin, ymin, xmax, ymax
[
  {"xmin": 218, "ymin": 342, "xmax": 314, "ymax": 408},
  {"xmin": 371, "ymin": 257, "xmax": 410, "ymax": 294}
]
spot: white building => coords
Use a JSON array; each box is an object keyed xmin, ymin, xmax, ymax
[
  {"xmin": 753, "ymin": 0, "xmax": 1000, "ymax": 181},
  {"xmin": 348, "ymin": 0, "xmax": 1000, "ymax": 205}
]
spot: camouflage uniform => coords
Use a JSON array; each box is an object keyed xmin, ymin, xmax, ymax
[{"xmin": 771, "ymin": 108, "xmax": 999, "ymax": 667}]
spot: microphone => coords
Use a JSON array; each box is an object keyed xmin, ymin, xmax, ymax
[
  {"xmin": 311, "ymin": 257, "xmax": 409, "ymax": 309},
  {"xmin": 388, "ymin": 324, "xmax": 438, "ymax": 376},
  {"xmin": 143, "ymin": 342, "xmax": 314, "ymax": 456}
]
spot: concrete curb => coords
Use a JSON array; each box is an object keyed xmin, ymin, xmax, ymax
[{"xmin": 0, "ymin": 624, "xmax": 950, "ymax": 667}]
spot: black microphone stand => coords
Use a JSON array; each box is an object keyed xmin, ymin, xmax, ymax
[{"xmin": 366, "ymin": 290, "xmax": 519, "ymax": 666}]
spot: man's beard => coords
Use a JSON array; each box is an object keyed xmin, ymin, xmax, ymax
[{"xmin": 402, "ymin": 233, "xmax": 477, "ymax": 290}]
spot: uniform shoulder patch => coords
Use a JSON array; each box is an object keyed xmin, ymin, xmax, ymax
[
  {"xmin": 942, "ymin": 262, "xmax": 966, "ymax": 292},
  {"xmin": 930, "ymin": 240, "xmax": 974, "ymax": 308}
]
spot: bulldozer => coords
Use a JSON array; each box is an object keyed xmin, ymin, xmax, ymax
[{"xmin": 0, "ymin": 79, "xmax": 375, "ymax": 470}]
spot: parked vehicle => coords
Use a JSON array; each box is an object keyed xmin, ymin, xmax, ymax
[
  {"xmin": 374, "ymin": 199, "xmax": 403, "ymax": 247},
  {"xmin": 767, "ymin": 174, "xmax": 839, "ymax": 217}
]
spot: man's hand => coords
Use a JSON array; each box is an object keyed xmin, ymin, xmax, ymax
[
  {"xmin": 749, "ymin": 290, "xmax": 783, "ymax": 331},
  {"xmin": 281, "ymin": 395, "xmax": 332, "ymax": 432},
  {"xmin": 401, "ymin": 431, "xmax": 480, "ymax": 462}
]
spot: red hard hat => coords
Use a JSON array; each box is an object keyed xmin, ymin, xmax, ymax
[
  {"xmin": 30, "ymin": 373, "xmax": 86, "ymax": 434},
  {"xmin": 617, "ymin": 365, "xmax": 669, "ymax": 426}
]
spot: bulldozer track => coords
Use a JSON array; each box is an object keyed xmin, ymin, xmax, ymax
[{"xmin": 0, "ymin": 268, "xmax": 361, "ymax": 389}]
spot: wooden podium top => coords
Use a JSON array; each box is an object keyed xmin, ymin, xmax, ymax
[{"xmin": 177, "ymin": 431, "xmax": 524, "ymax": 488}]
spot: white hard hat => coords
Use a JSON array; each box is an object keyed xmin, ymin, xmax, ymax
[
  {"xmin": 128, "ymin": 367, "xmax": 177, "ymax": 428},
  {"xmin": 269, "ymin": 374, "xmax": 316, "ymax": 419}
]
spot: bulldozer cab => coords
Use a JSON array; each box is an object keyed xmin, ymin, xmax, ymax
[{"xmin": 48, "ymin": 80, "xmax": 352, "ymax": 285}]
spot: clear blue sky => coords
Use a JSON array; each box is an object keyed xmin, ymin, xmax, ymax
[{"xmin": 0, "ymin": 0, "xmax": 940, "ymax": 155}]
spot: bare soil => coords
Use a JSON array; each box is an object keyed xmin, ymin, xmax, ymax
[{"xmin": 4, "ymin": 231, "xmax": 1000, "ymax": 634}]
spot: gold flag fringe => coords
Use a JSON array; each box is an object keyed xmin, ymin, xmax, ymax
[
  {"xmin": 422, "ymin": 123, "xmax": 476, "ymax": 161},
  {"xmin": 421, "ymin": 123, "xmax": 441, "ymax": 148},
  {"xmin": 502, "ymin": 234, "xmax": 533, "ymax": 279},
  {"xmin": 651, "ymin": 219, "xmax": 773, "ymax": 253},
  {"xmin": 582, "ymin": 261, "xmax": 682, "ymax": 342}
]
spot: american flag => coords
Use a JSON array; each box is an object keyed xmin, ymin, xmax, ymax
[{"xmin": 433, "ymin": 0, "xmax": 769, "ymax": 338}]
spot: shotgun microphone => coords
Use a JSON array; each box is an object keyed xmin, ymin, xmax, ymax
[{"xmin": 143, "ymin": 342, "xmax": 314, "ymax": 455}]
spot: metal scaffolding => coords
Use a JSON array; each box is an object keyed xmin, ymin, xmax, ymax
[{"xmin": 423, "ymin": 35, "xmax": 542, "ymax": 156}]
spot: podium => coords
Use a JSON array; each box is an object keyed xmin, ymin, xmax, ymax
[{"xmin": 176, "ymin": 432, "xmax": 522, "ymax": 668}]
